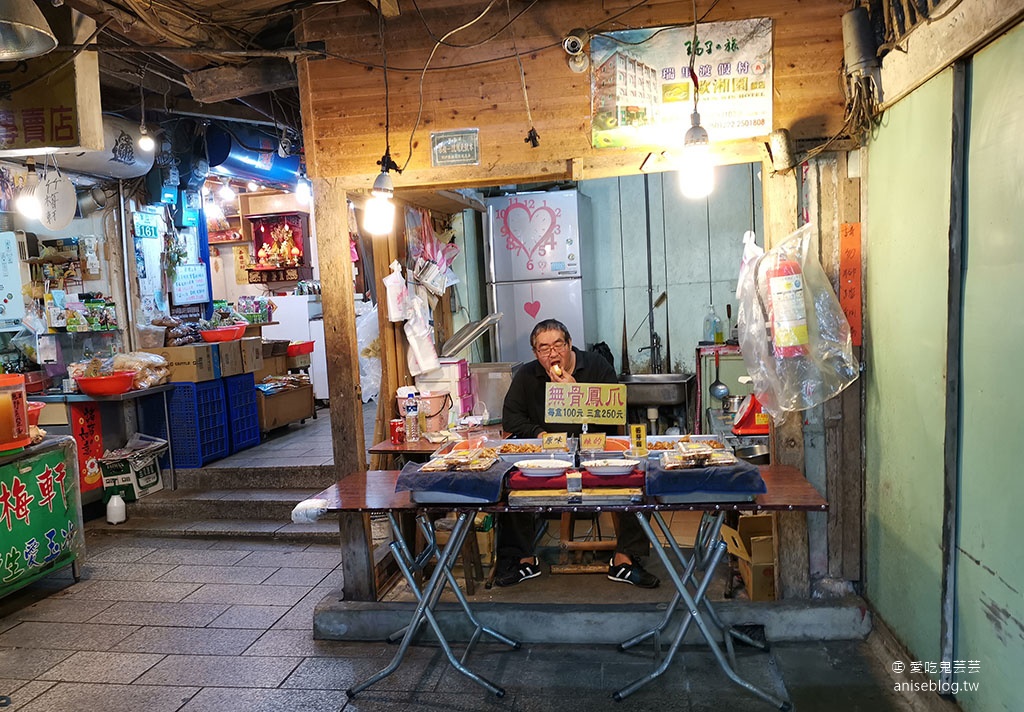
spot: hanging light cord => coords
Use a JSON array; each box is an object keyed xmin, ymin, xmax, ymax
[
  {"xmin": 689, "ymin": 0, "xmax": 700, "ymax": 115},
  {"xmin": 706, "ymin": 200, "xmax": 713, "ymax": 304},
  {"xmin": 507, "ymin": 0, "xmax": 534, "ymax": 129},
  {"xmin": 377, "ymin": 5, "xmax": 399, "ymax": 173},
  {"xmin": 139, "ymin": 67, "xmax": 147, "ymax": 130}
]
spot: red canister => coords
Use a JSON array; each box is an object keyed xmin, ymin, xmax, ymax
[{"xmin": 389, "ymin": 418, "xmax": 406, "ymax": 445}]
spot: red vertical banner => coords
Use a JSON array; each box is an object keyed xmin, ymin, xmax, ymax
[
  {"xmin": 69, "ymin": 403, "xmax": 104, "ymax": 494},
  {"xmin": 839, "ymin": 223, "xmax": 863, "ymax": 346}
]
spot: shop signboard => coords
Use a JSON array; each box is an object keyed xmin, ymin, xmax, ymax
[
  {"xmin": 544, "ymin": 382, "xmax": 627, "ymax": 426},
  {"xmin": 0, "ymin": 7, "xmax": 103, "ymax": 156},
  {"xmin": 590, "ymin": 18, "xmax": 773, "ymax": 149},
  {"xmin": 0, "ymin": 447, "xmax": 83, "ymax": 599},
  {"xmin": 430, "ymin": 129, "xmax": 480, "ymax": 167}
]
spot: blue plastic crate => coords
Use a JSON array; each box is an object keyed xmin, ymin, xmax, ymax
[
  {"xmin": 224, "ymin": 372, "xmax": 260, "ymax": 454},
  {"xmin": 167, "ymin": 380, "xmax": 229, "ymax": 468}
]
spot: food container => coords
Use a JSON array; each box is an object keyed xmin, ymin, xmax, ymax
[
  {"xmin": 26, "ymin": 401, "xmax": 45, "ymax": 427},
  {"xmin": 23, "ymin": 370, "xmax": 50, "ymax": 394},
  {"xmin": 722, "ymin": 395, "xmax": 745, "ymax": 414},
  {"xmin": 513, "ymin": 458, "xmax": 574, "ymax": 477},
  {"xmin": 200, "ymin": 324, "xmax": 247, "ymax": 342},
  {"xmin": 286, "ymin": 340, "xmax": 314, "ymax": 357},
  {"xmin": 486, "ymin": 437, "xmax": 577, "ymax": 463},
  {"xmin": 0, "ymin": 374, "xmax": 30, "ymax": 453},
  {"xmin": 75, "ymin": 371, "xmax": 135, "ymax": 397},
  {"xmin": 581, "ymin": 459, "xmax": 641, "ymax": 476}
]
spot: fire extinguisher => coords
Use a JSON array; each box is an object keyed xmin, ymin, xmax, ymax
[{"xmin": 765, "ymin": 256, "xmax": 809, "ymax": 359}]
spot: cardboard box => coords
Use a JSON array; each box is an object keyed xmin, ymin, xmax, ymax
[
  {"xmin": 256, "ymin": 384, "xmax": 314, "ymax": 432},
  {"xmin": 253, "ymin": 355, "xmax": 287, "ymax": 383},
  {"xmin": 722, "ymin": 514, "xmax": 776, "ymax": 601},
  {"xmin": 144, "ymin": 343, "xmax": 220, "ymax": 382},
  {"xmin": 218, "ymin": 339, "xmax": 243, "ymax": 378},
  {"xmin": 99, "ymin": 435, "xmax": 167, "ymax": 502},
  {"xmin": 286, "ymin": 353, "xmax": 311, "ymax": 370},
  {"xmin": 240, "ymin": 337, "xmax": 264, "ymax": 373}
]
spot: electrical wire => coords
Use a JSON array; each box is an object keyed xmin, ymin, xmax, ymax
[
  {"xmin": 592, "ymin": 0, "xmax": 721, "ymax": 46},
  {"xmin": 506, "ymin": 0, "xmax": 534, "ymax": 128},
  {"xmin": 401, "ymin": 0, "xmax": 502, "ymax": 172},
  {"xmin": 410, "ymin": 0, "xmax": 541, "ymax": 49}
]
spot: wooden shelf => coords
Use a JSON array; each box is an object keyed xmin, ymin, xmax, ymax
[{"xmin": 246, "ymin": 266, "xmax": 312, "ymax": 284}]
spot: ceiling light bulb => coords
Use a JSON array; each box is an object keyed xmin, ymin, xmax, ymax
[
  {"xmin": 371, "ymin": 170, "xmax": 394, "ymax": 198},
  {"xmin": 295, "ymin": 176, "xmax": 311, "ymax": 205},
  {"xmin": 204, "ymin": 198, "xmax": 224, "ymax": 221},
  {"xmin": 137, "ymin": 126, "xmax": 155, "ymax": 152},
  {"xmin": 363, "ymin": 194, "xmax": 395, "ymax": 236},
  {"xmin": 247, "ymin": 181, "xmax": 259, "ymax": 192},
  {"xmin": 15, "ymin": 164, "xmax": 41, "ymax": 220},
  {"xmin": 218, "ymin": 183, "xmax": 236, "ymax": 201},
  {"xmin": 678, "ymin": 111, "xmax": 714, "ymax": 200}
]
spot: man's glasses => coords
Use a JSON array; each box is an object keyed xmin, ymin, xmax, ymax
[{"xmin": 533, "ymin": 339, "xmax": 567, "ymax": 356}]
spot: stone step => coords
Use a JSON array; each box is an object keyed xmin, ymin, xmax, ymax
[
  {"xmin": 174, "ymin": 464, "xmax": 337, "ymax": 490},
  {"xmin": 128, "ymin": 488, "xmax": 317, "ymax": 521},
  {"xmin": 89, "ymin": 515, "xmax": 338, "ymax": 543}
]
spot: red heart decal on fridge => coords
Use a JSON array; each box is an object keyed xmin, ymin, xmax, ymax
[{"xmin": 523, "ymin": 301, "xmax": 541, "ymax": 319}]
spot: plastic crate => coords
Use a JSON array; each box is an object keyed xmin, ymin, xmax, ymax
[
  {"xmin": 167, "ymin": 380, "xmax": 229, "ymax": 468},
  {"xmin": 224, "ymin": 372, "xmax": 260, "ymax": 453}
]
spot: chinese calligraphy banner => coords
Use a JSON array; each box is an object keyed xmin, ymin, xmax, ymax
[
  {"xmin": 590, "ymin": 18, "xmax": 773, "ymax": 149},
  {"xmin": 0, "ymin": 442, "xmax": 83, "ymax": 599},
  {"xmin": 0, "ymin": 7, "xmax": 103, "ymax": 156},
  {"xmin": 544, "ymin": 382, "xmax": 627, "ymax": 425}
]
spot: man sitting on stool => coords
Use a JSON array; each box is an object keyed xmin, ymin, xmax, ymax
[{"xmin": 494, "ymin": 318, "xmax": 659, "ymax": 589}]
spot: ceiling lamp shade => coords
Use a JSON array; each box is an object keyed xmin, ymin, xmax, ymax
[
  {"xmin": 678, "ymin": 111, "xmax": 714, "ymax": 200},
  {"xmin": 0, "ymin": 0, "xmax": 58, "ymax": 61}
]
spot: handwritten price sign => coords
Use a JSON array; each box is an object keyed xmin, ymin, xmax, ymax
[{"xmin": 544, "ymin": 382, "xmax": 627, "ymax": 425}]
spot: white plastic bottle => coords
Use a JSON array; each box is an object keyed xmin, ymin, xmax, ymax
[
  {"xmin": 404, "ymin": 394, "xmax": 420, "ymax": 443},
  {"xmin": 106, "ymin": 493, "xmax": 126, "ymax": 525}
]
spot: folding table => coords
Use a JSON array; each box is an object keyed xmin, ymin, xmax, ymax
[{"xmin": 311, "ymin": 465, "xmax": 826, "ymax": 707}]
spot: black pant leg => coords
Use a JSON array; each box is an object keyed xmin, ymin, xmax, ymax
[
  {"xmin": 614, "ymin": 512, "xmax": 651, "ymax": 562},
  {"xmin": 496, "ymin": 512, "xmax": 537, "ymax": 561}
]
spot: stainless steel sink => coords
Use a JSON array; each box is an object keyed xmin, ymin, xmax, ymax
[{"xmin": 619, "ymin": 373, "xmax": 694, "ymax": 406}]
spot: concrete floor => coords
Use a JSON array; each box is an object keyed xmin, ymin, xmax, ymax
[{"xmin": 0, "ymin": 527, "xmax": 927, "ymax": 712}]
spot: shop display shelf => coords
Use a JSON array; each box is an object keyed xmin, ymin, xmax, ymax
[
  {"xmin": 224, "ymin": 372, "xmax": 260, "ymax": 454},
  {"xmin": 168, "ymin": 380, "xmax": 229, "ymax": 468}
]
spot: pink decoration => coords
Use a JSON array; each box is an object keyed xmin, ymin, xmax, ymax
[{"xmin": 523, "ymin": 301, "xmax": 541, "ymax": 319}]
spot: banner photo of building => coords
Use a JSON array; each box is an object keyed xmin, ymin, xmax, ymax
[{"xmin": 590, "ymin": 18, "xmax": 773, "ymax": 149}]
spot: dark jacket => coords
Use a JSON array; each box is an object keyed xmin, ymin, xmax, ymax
[{"xmin": 502, "ymin": 347, "xmax": 619, "ymax": 438}]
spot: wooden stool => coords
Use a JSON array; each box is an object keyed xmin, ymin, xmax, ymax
[{"xmin": 549, "ymin": 512, "xmax": 619, "ymax": 574}]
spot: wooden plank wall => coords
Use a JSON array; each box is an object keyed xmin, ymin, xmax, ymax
[{"xmin": 296, "ymin": 0, "xmax": 849, "ymax": 188}]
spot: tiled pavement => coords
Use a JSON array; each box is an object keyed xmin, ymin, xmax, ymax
[{"xmin": 0, "ymin": 528, "xmax": 924, "ymax": 712}]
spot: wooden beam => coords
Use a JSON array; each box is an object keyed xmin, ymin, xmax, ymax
[
  {"xmin": 184, "ymin": 59, "xmax": 297, "ymax": 104},
  {"xmin": 312, "ymin": 178, "xmax": 366, "ymax": 475},
  {"xmin": 372, "ymin": 0, "xmax": 401, "ymax": 18}
]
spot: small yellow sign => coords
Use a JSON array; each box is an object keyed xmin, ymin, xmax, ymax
[
  {"xmin": 629, "ymin": 424, "xmax": 648, "ymax": 456},
  {"xmin": 542, "ymin": 432, "xmax": 568, "ymax": 450},
  {"xmin": 579, "ymin": 432, "xmax": 607, "ymax": 452},
  {"xmin": 544, "ymin": 382, "xmax": 627, "ymax": 425}
]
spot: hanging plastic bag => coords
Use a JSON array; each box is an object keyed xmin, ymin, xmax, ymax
[
  {"xmin": 382, "ymin": 260, "xmax": 409, "ymax": 322},
  {"xmin": 355, "ymin": 305, "xmax": 381, "ymax": 402},
  {"xmin": 403, "ymin": 294, "xmax": 440, "ymax": 376},
  {"xmin": 736, "ymin": 223, "xmax": 858, "ymax": 417}
]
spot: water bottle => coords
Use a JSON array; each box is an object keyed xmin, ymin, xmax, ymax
[
  {"xmin": 404, "ymin": 394, "xmax": 420, "ymax": 442},
  {"xmin": 702, "ymin": 305, "xmax": 723, "ymax": 344}
]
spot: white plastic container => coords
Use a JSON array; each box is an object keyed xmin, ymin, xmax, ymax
[{"xmin": 106, "ymin": 493, "xmax": 127, "ymax": 524}]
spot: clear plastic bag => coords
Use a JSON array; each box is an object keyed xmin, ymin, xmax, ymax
[
  {"xmin": 736, "ymin": 224, "xmax": 858, "ymax": 417},
  {"xmin": 382, "ymin": 260, "xmax": 409, "ymax": 322},
  {"xmin": 356, "ymin": 305, "xmax": 381, "ymax": 403}
]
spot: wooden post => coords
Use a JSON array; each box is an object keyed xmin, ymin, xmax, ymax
[
  {"xmin": 761, "ymin": 160, "xmax": 810, "ymax": 599},
  {"xmin": 312, "ymin": 178, "xmax": 365, "ymax": 475}
]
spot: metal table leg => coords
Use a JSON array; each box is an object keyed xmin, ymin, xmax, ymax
[
  {"xmin": 613, "ymin": 512, "xmax": 791, "ymax": 710},
  {"xmin": 346, "ymin": 511, "xmax": 519, "ymax": 699}
]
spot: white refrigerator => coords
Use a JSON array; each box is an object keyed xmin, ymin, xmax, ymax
[{"xmin": 484, "ymin": 190, "xmax": 586, "ymax": 363}]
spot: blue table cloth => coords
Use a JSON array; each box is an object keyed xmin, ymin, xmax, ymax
[
  {"xmin": 396, "ymin": 460, "xmax": 513, "ymax": 503},
  {"xmin": 645, "ymin": 460, "xmax": 766, "ymax": 497}
]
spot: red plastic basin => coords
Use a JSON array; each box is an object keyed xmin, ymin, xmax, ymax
[
  {"xmin": 75, "ymin": 371, "xmax": 135, "ymax": 396},
  {"xmin": 286, "ymin": 340, "xmax": 314, "ymax": 356},
  {"xmin": 201, "ymin": 324, "xmax": 247, "ymax": 342}
]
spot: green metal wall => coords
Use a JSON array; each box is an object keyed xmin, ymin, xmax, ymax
[
  {"xmin": 864, "ymin": 70, "xmax": 953, "ymax": 666},
  {"xmin": 957, "ymin": 22, "xmax": 1024, "ymax": 712}
]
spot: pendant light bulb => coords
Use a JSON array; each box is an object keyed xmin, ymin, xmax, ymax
[
  {"xmin": 137, "ymin": 125, "xmax": 155, "ymax": 152},
  {"xmin": 247, "ymin": 181, "xmax": 259, "ymax": 192},
  {"xmin": 295, "ymin": 176, "xmax": 311, "ymax": 205},
  {"xmin": 364, "ymin": 194, "xmax": 395, "ymax": 236},
  {"xmin": 218, "ymin": 183, "xmax": 236, "ymax": 201},
  {"xmin": 15, "ymin": 162, "xmax": 41, "ymax": 220},
  {"xmin": 371, "ymin": 169, "xmax": 394, "ymax": 198},
  {"xmin": 679, "ymin": 111, "xmax": 714, "ymax": 200}
]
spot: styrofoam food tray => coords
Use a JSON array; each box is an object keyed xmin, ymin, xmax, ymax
[
  {"xmin": 486, "ymin": 438, "xmax": 577, "ymax": 463},
  {"xmin": 514, "ymin": 458, "xmax": 574, "ymax": 477}
]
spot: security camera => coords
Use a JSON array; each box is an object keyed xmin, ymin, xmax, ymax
[
  {"xmin": 562, "ymin": 28, "xmax": 588, "ymax": 57},
  {"xmin": 278, "ymin": 136, "xmax": 293, "ymax": 158}
]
